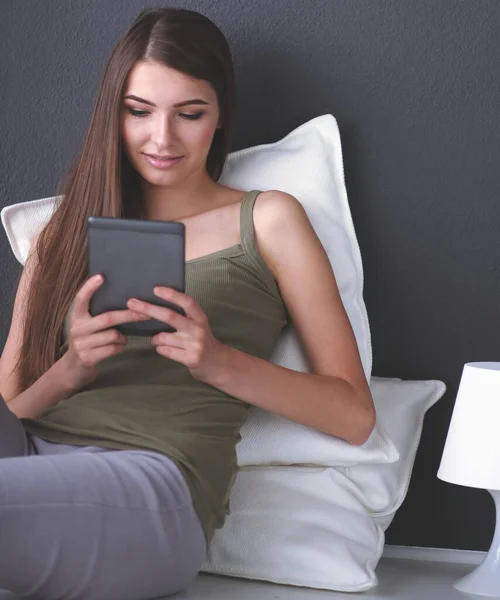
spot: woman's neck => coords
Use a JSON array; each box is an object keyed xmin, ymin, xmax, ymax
[{"xmin": 142, "ymin": 170, "xmax": 221, "ymax": 222}]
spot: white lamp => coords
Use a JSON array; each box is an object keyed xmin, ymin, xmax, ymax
[{"xmin": 438, "ymin": 362, "xmax": 500, "ymax": 597}]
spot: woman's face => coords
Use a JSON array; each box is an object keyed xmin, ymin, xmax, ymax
[{"xmin": 121, "ymin": 60, "xmax": 221, "ymax": 188}]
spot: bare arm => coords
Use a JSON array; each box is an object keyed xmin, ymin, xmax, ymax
[
  {"xmin": 2, "ymin": 272, "xmax": 149, "ymax": 419},
  {"xmin": 0, "ymin": 254, "xmax": 72, "ymax": 417},
  {"xmin": 204, "ymin": 191, "xmax": 375, "ymax": 445},
  {"xmin": 6, "ymin": 356, "xmax": 81, "ymax": 418},
  {"xmin": 0, "ymin": 253, "xmax": 37, "ymax": 403},
  {"xmin": 209, "ymin": 347, "xmax": 373, "ymax": 444}
]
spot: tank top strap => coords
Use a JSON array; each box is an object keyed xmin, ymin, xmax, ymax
[
  {"xmin": 238, "ymin": 189, "xmax": 283, "ymax": 300},
  {"xmin": 239, "ymin": 189, "xmax": 262, "ymax": 250}
]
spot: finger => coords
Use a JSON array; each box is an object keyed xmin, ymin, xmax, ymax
[
  {"xmin": 92, "ymin": 309, "xmax": 150, "ymax": 331},
  {"xmin": 73, "ymin": 328, "xmax": 127, "ymax": 351},
  {"xmin": 151, "ymin": 332, "xmax": 189, "ymax": 349},
  {"xmin": 126, "ymin": 299, "xmax": 188, "ymax": 331},
  {"xmin": 72, "ymin": 274, "xmax": 105, "ymax": 319},
  {"xmin": 81, "ymin": 344, "xmax": 126, "ymax": 365},
  {"xmin": 152, "ymin": 287, "xmax": 206, "ymax": 322},
  {"xmin": 75, "ymin": 309, "xmax": 148, "ymax": 337},
  {"xmin": 155, "ymin": 344, "xmax": 187, "ymax": 363}
]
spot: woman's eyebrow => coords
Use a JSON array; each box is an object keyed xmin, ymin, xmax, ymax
[
  {"xmin": 123, "ymin": 94, "xmax": 209, "ymax": 108},
  {"xmin": 174, "ymin": 99, "xmax": 210, "ymax": 108}
]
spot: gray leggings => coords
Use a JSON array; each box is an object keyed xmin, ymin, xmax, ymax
[{"xmin": 0, "ymin": 395, "xmax": 206, "ymax": 600}]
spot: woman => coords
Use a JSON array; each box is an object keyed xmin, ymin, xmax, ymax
[{"xmin": 0, "ymin": 6, "xmax": 375, "ymax": 600}]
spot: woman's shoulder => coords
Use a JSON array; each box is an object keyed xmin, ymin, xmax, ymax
[
  {"xmin": 250, "ymin": 190, "xmax": 314, "ymax": 276},
  {"xmin": 216, "ymin": 186, "xmax": 302, "ymax": 212},
  {"xmin": 255, "ymin": 189, "xmax": 301, "ymax": 207},
  {"xmin": 253, "ymin": 189, "xmax": 309, "ymax": 236}
]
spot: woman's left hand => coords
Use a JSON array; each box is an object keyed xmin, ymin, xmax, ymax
[{"xmin": 127, "ymin": 287, "xmax": 226, "ymax": 382}]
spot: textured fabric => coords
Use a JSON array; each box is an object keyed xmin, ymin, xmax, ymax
[
  {"xmin": 0, "ymin": 195, "xmax": 58, "ymax": 265},
  {"xmin": 344, "ymin": 377, "xmax": 446, "ymax": 529},
  {"xmin": 203, "ymin": 465, "xmax": 384, "ymax": 592},
  {"xmin": 22, "ymin": 190, "xmax": 289, "ymax": 544},
  {"xmin": 202, "ymin": 377, "xmax": 445, "ymax": 592},
  {"xmin": 0, "ymin": 398, "xmax": 206, "ymax": 600}
]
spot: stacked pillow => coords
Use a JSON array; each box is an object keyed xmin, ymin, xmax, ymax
[
  {"xmin": 1, "ymin": 115, "xmax": 446, "ymax": 592},
  {"xmin": 203, "ymin": 376, "xmax": 444, "ymax": 591}
]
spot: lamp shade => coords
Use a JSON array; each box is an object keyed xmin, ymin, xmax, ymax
[{"xmin": 438, "ymin": 362, "xmax": 500, "ymax": 491}]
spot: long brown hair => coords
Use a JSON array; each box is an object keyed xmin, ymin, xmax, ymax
[{"xmin": 17, "ymin": 7, "xmax": 236, "ymax": 390}]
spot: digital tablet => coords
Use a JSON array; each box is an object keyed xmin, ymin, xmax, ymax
[{"xmin": 87, "ymin": 216, "xmax": 186, "ymax": 336}]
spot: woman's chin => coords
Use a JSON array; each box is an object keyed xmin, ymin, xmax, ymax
[{"xmin": 140, "ymin": 167, "xmax": 184, "ymax": 187}]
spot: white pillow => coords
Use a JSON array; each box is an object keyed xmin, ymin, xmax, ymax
[
  {"xmin": 1, "ymin": 115, "xmax": 397, "ymax": 469},
  {"xmin": 1, "ymin": 195, "xmax": 58, "ymax": 266},
  {"xmin": 202, "ymin": 465, "xmax": 384, "ymax": 592},
  {"xmin": 202, "ymin": 376, "xmax": 445, "ymax": 592},
  {"xmin": 343, "ymin": 376, "xmax": 446, "ymax": 529},
  {"xmin": 220, "ymin": 114, "xmax": 371, "ymax": 378}
]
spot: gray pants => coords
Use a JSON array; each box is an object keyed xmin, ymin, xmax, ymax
[{"xmin": 0, "ymin": 395, "xmax": 206, "ymax": 600}]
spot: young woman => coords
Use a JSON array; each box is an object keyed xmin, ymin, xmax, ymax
[{"xmin": 0, "ymin": 7, "xmax": 375, "ymax": 600}]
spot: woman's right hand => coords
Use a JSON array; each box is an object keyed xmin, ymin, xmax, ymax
[{"xmin": 61, "ymin": 274, "xmax": 148, "ymax": 390}]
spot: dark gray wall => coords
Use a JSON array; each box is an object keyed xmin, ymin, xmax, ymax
[{"xmin": 1, "ymin": 0, "xmax": 499, "ymax": 551}]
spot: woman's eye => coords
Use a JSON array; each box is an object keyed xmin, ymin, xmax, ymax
[
  {"xmin": 179, "ymin": 112, "xmax": 203, "ymax": 121},
  {"xmin": 127, "ymin": 107, "xmax": 149, "ymax": 118}
]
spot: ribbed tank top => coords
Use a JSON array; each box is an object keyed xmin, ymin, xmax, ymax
[{"xmin": 22, "ymin": 190, "xmax": 289, "ymax": 543}]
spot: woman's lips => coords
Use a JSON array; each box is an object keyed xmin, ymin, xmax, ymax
[{"xmin": 144, "ymin": 154, "xmax": 183, "ymax": 169}]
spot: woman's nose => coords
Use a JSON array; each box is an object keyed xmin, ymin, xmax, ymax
[{"xmin": 151, "ymin": 114, "xmax": 175, "ymax": 149}]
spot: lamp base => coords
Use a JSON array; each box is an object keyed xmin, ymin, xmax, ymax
[{"xmin": 454, "ymin": 489, "xmax": 500, "ymax": 597}]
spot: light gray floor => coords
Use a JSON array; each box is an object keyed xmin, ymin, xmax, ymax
[
  {"xmin": 0, "ymin": 557, "xmax": 477, "ymax": 599},
  {"xmin": 172, "ymin": 558, "xmax": 475, "ymax": 599}
]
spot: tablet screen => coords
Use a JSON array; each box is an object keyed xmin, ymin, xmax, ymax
[{"xmin": 87, "ymin": 216, "xmax": 185, "ymax": 336}]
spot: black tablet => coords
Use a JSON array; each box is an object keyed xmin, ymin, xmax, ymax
[{"xmin": 87, "ymin": 216, "xmax": 186, "ymax": 336}]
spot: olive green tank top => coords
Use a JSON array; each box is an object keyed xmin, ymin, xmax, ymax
[{"xmin": 22, "ymin": 190, "xmax": 289, "ymax": 544}]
